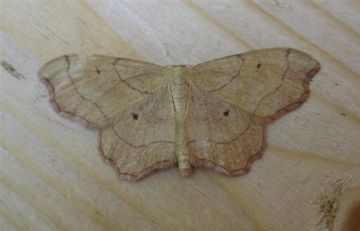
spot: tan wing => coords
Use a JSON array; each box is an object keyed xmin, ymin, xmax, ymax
[
  {"xmin": 99, "ymin": 85, "xmax": 176, "ymax": 181},
  {"xmin": 39, "ymin": 54, "xmax": 166, "ymax": 128},
  {"xmin": 191, "ymin": 48, "xmax": 321, "ymax": 123},
  {"xmin": 186, "ymin": 86, "xmax": 265, "ymax": 175}
]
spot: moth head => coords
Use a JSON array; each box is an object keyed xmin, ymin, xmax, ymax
[
  {"xmin": 165, "ymin": 64, "xmax": 191, "ymax": 68},
  {"xmin": 163, "ymin": 65, "xmax": 192, "ymax": 80}
]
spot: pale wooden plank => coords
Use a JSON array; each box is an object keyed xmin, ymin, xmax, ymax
[
  {"xmin": 0, "ymin": 209, "xmax": 26, "ymax": 231},
  {"xmin": 1, "ymin": 0, "xmax": 359, "ymax": 230},
  {"xmin": 0, "ymin": 187, "xmax": 44, "ymax": 231},
  {"xmin": 187, "ymin": 0, "xmax": 360, "ymax": 118},
  {"xmin": 206, "ymin": 150, "xmax": 360, "ymax": 231},
  {"xmin": 0, "ymin": 0, "xmax": 139, "ymax": 60},
  {"xmin": 87, "ymin": 0, "xmax": 242, "ymax": 65},
  {"xmin": 0, "ymin": 152, "xmax": 75, "ymax": 231},
  {"xmin": 0, "ymin": 113, "xmax": 161, "ymax": 230},
  {"xmin": 268, "ymin": 97, "xmax": 360, "ymax": 164},
  {"xmin": 253, "ymin": 0, "xmax": 360, "ymax": 74},
  {"xmin": 312, "ymin": 0, "xmax": 360, "ymax": 34}
]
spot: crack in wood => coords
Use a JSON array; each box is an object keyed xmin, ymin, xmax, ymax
[{"xmin": 1, "ymin": 61, "xmax": 26, "ymax": 80}]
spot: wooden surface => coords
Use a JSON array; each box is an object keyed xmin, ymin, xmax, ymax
[{"xmin": 1, "ymin": 0, "xmax": 359, "ymax": 230}]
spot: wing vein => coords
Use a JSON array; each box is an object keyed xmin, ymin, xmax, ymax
[
  {"xmin": 209, "ymin": 56, "xmax": 245, "ymax": 93},
  {"xmin": 113, "ymin": 59, "xmax": 152, "ymax": 95},
  {"xmin": 252, "ymin": 49, "xmax": 291, "ymax": 115},
  {"xmin": 64, "ymin": 56, "xmax": 111, "ymax": 123}
]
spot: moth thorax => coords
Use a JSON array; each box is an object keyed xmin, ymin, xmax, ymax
[{"xmin": 170, "ymin": 79, "xmax": 189, "ymax": 113}]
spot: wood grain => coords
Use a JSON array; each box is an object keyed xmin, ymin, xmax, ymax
[{"xmin": 1, "ymin": 0, "xmax": 359, "ymax": 230}]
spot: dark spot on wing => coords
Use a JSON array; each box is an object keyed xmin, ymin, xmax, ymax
[
  {"xmin": 223, "ymin": 110, "xmax": 230, "ymax": 116},
  {"xmin": 256, "ymin": 63, "xmax": 262, "ymax": 69},
  {"xmin": 96, "ymin": 68, "xmax": 101, "ymax": 75},
  {"xmin": 132, "ymin": 113, "xmax": 138, "ymax": 120}
]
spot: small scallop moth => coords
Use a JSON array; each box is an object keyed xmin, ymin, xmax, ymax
[{"xmin": 39, "ymin": 48, "xmax": 320, "ymax": 181}]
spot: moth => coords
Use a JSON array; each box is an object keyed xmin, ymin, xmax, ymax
[{"xmin": 39, "ymin": 48, "xmax": 320, "ymax": 181}]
